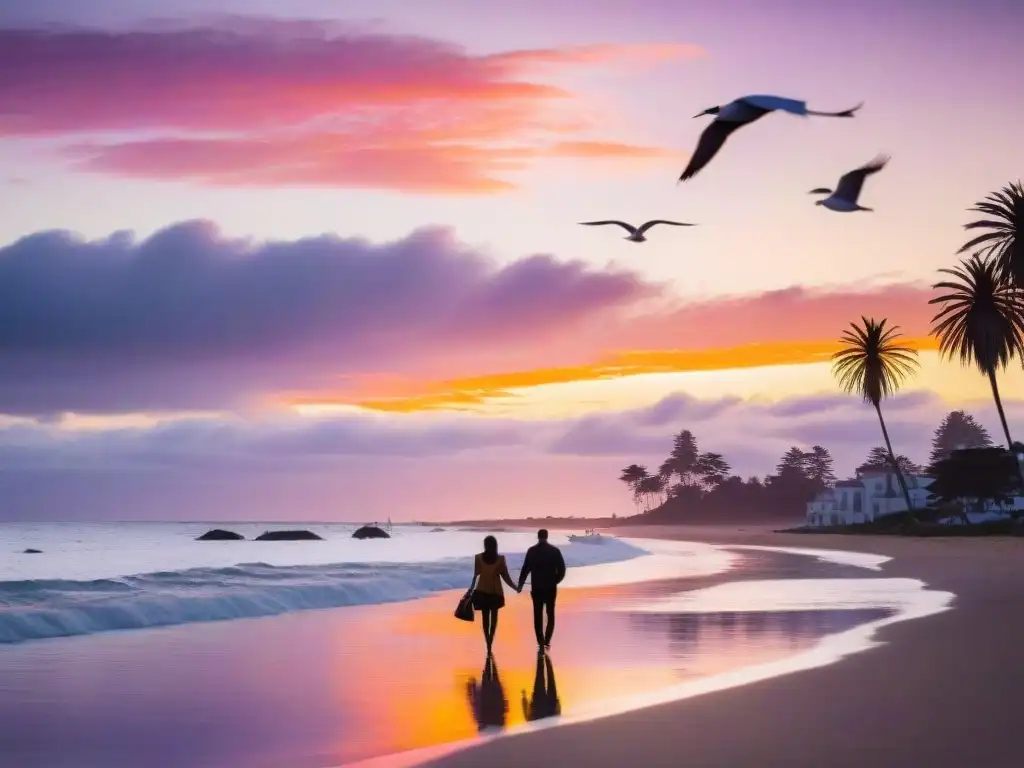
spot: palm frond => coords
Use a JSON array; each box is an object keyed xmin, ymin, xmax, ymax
[
  {"xmin": 958, "ymin": 181, "xmax": 1024, "ymax": 288},
  {"xmin": 831, "ymin": 316, "xmax": 920, "ymax": 405},
  {"xmin": 928, "ymin": 253, "xmax": 1024, "ymax": 374}
]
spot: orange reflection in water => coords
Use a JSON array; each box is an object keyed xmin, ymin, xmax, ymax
[
  {"xmin": 321, "ymin": 586, "xmax": 856, "ymax": 765},
  {"xmin": 325, "ymin": 589, "xmax": 684, "ymax": 762}
]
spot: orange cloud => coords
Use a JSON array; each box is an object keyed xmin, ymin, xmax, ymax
[
  {"xmin": 545, "ymin": 140, "xmax": 686, "ymax": 160},
  {"xmin": 68, "ymin": 134, "xmax": 687, "ymax": 194},
  {"xmin": 283, "ymin": 283, "xmax": 943, "ymax": 412},
  {"xmin": 489, "ymin": 42, "xmax": 707, "ymax": 68},
  {"xmin": 1, "ymin": 20, "xmax": 696, "ymax": 192}
]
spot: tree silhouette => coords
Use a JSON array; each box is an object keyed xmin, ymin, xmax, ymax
[
  {"xmin": 958, "ymin": 181, "xmax": 1024, "ymax": 289},
  {"xmin": 659, "ymin": 430, "xmax": 700, "ymax": 487},
  {"xmin": 856, "ymin": 446, "xmax": 920, "ymax": 476},
  {"xmin": 618, "ymin": 464, "xmax": 649, "ymax": 513},
  {"xmin": 776, "ymin": 446, "xmax": 807, "ymax": 475},
  {"xmin": 929, "ymin": 410, "xmax": 992, "ymax": 466},
  {"xmin": 832, "ymin": 317, "xmax": 920, "ymax": 517},
  {"xmin": 695, "ymin": 452, "xmax": 730, "ymax": 489},
  {"xmin": 927, "ymin": 447, "xmax": 1021, "ymax": 519},
  {"xmin": 929, "ymin": 254, "xmax": 1024, "ymax": 459},
  {"xmin": 615, "ymin": 436, "xmax": 844, "ymax": 521},
  {"xmin": 637, "ymin": 474, "xmax": 666, "ymax": 510},
  {"xmin": 804, "ymin": 445, "xmax": 837, "ymax": 488}
]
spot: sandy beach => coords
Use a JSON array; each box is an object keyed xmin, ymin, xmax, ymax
[
  {"xmin": 425, "ymin": 525, "xmax": 1024, "ymax": 768},
  {"xmin": 0, "ymin": 535, "xmax": 895, "ymax": 768}
]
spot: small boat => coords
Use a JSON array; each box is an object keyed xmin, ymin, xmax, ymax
[{"xmin": 568, "ymin": 528, "xmax": 605, "ymax": 544}]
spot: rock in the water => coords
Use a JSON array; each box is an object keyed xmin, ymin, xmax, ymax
[
  {"xmin": 430, "ymin": 527, "xmax": 445, "ymax": 532},
  {"xmin": 352, "ymin": 525, "xmax": 390, "ymax": 539},
  {"xmin": 22, "ymin": 548, "xmax": 42, "ymax": 554},
  {"xmin": 196, "ymin": 529, "xmax": 245, "ymax": 541},
  {"xmin": 255, "ymin": 530, "xmax": 324, "ymax": 541}
]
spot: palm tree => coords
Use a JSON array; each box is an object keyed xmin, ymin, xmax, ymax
[
  {"xmin": 637, "ymin": 474, "xmax": 666, "ymax": 510},
  {"xmin": 929, "ymin": 254, "xmax": 1024, "ymax": 452},
  {"xmin": 619, "ymin": 464, "xmax": 649, "ymax": 513},
  {"xmin": 832, "ymin": 317, "xmax": 920, "ymax": 517},
  {"xmin": 958, "ymin": 181, "xmax": 1024, "ymax": 290}
]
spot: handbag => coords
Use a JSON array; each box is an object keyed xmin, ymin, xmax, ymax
[
  {"xmin": 454, "ymin": 589, "xmax": 475, "ymax": 622},
  {"xmin": 454, "ymin": 577, "xmax": 477, "ymax": 626}
]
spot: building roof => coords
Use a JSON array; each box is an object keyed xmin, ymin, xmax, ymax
[
  {"xmin": 858, "ymin": 468, "xmax": 933, "ymax": 480},
  {"xmin": 835, "ymin": 479, "xmax": 863, "ymax": 488}
]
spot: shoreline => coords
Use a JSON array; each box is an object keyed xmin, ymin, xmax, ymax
[
  {"xmin": 423, "ymin": 525, "xmax": 1024, "ymax": 768},
  {"xmin": 0, "ymin": 535, "xmax": 901, "ymax": 768}
]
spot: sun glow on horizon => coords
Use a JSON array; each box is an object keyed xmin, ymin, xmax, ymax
[{"xmin": 278, "ymin": 342, "xmax": 1024, "ymax": 421}]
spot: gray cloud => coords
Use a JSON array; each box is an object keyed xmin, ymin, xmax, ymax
[{"xmin": 0, "ymin": 221, "xmax": 655, "ymax": 416}]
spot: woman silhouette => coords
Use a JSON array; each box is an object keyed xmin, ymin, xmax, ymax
[
  {"xmin": 467, "ymin": 656, "xmax": 509, "ymax": 732},
  {"xmin": 470, "ymin": 535, "xmax": 519, "ymax": 654}
]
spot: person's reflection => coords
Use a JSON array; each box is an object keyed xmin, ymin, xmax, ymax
[
  {"xmin": 522, "ymin": 652, "xmax": 561, "ymax": 722},
  {"xmin": 467, "ymin": 656, "xmax": 508, "ymax": 732}
]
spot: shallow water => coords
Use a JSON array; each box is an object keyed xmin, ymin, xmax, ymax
[
  {"xmin": 0, "ymin": 523, "xmax": 662, "ymax": 643},
  {"xmin": 0, "ymin": 542, "xmax": 951, "ymax": 768}
]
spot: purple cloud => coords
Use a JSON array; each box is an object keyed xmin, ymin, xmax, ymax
[
  {"xmin": 0, "ymin": 221, "xmax": 656, "ymax": 416},
  {"xmin": 1, "ymin": 390, "xmax": 1021, "ymax": 521}
]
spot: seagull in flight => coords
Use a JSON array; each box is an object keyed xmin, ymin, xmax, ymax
[
  {"xmin": 678, "ymin": 95, "xmax": 863, "ymax": 182},
  {"xmin": 809, "ymin": 155, "xmax": 890, "ymax": 212},
  {"xmin": 579, "ymin": 219, "xmax": 696, "ymax": 242}
]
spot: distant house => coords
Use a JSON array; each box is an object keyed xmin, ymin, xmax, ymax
[{"xmin": 805, "ymin": 469, "xmax": 934, "ymax": 527}]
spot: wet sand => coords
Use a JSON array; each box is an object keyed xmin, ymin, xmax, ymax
[
  {"xmin": 426, "ymin": 525, "xmax": 1024, "ymax": 768},
  {"xmin": 0, "ymin": 544, "xmax": 890, "ymax": 768}
]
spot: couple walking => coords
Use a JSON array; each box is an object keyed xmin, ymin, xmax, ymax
[{"xmin": 470, "ymin": 529, "xmax": 566, "ymax": 654}]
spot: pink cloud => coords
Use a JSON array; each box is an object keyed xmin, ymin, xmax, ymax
[
  {"xmin": 0, "ymin": 20, "xmax": 697, "ymax": 192},
  {"xmin": 597, "ymin": 282, "xmax": 938, "ymax": 351}
]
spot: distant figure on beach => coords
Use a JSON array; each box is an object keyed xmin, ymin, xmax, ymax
[
  {"xmin": 517, "ymin": 529, "xmax": 566, "ymax": 650},
  {"xmin": 471, "ymin": 535, "xmax": 520, "ymax": 654},
  {"xmin": 467, "ymin": 656, "xmax": 509, "ymax": 731},
  {"xmin": 522, "ymin": 652, "xmax": 561, "ymax": 722}
]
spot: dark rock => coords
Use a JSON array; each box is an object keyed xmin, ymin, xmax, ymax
[
  {"xmin": 196, "ymin": 529, "xmax": 245, "ymax": 541},
  {"xmin": 352, "ymin": 525, "xmax": 390, "ymax": 539},
  {"xmin": 254, "ymin": 530, "xmax": 324, "ymax": 541},
  {"xmin": 22, "ymin": 548, "xmax": 42, "ymax": 554},
  {"xmin": 430, "ymin": 527, "xmax": 446, "ymax": 532}
]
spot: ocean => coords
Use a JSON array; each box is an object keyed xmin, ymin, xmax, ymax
[
  {"xmin": 0, "ymin": 522, "xmax": 675, "ymax": 644},
  {"xmin": 0, "ymin": 524, "xmax": 954, "ymax": 767}
]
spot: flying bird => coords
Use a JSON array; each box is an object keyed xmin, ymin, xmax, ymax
[
  {"xmin": 678, "ymin": 95, "xmax": 863, "ymax": 182},
  {"xmin": 578, "ymin": 219, "xmax": 696, "ymax": 242},
  {"xmin": 809, "ymin": 155, "xmax": 890, "ymax": 212}
]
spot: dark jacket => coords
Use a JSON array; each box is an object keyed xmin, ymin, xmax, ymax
[{"xmin": 517, "ymin": 542, "xmax": 566, "ymax": 594}]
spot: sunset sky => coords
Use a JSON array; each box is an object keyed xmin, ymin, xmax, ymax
[{"xmin": 1, "ymin": 0, "xmax": 1022, "ymax": 521}]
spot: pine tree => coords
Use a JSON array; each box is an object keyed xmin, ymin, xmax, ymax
[
  {"xmin": 775, "ymin": 446, "xmax": 807, "ymax": 475},
  {"xmin": 660, "ymin": 430, "xmax": 700, "ymax": 486},
  {"xmin": 804, "ymin": 445, "xmax": 837, "ymax": 488},
  {"xmin": 929, "ymin": 410, "xmax": 993, "ymax": 465},
  {"xmin": 695, "ymin": 452, "xmax": 731, "ymax": 489},
  {"xmin": 857, "ymin": 447, "xmax": 921, "ymax": 476}
]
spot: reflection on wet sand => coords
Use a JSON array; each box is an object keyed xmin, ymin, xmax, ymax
[
  {"xmin": 0, "ymin": 562, "xmax": 906, "ymax": 768},
  {"xmin": 467, "ymin": 657, "xmax": 509, "ymax": 732},
  {"xmin": 522, "ymin": 653, "xmax": 561, "ymax": 722},
  {"xmin": 631, "ymin": 608, "xmax": 894, "ymax": 662}
]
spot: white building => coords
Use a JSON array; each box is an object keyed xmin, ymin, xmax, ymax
[{"xmin": 805, "ymin": 470, "xmax": 934, "ymax": 527}]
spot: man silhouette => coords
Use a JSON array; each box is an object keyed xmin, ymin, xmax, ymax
[{"xmin": 517, "ymin": 529, "xmax": 566, "ymax": 650}]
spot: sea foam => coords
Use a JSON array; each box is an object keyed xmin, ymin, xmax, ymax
[{"xmin": 0, "ymin": 530, "xmax": 649, "ymax": 644}]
